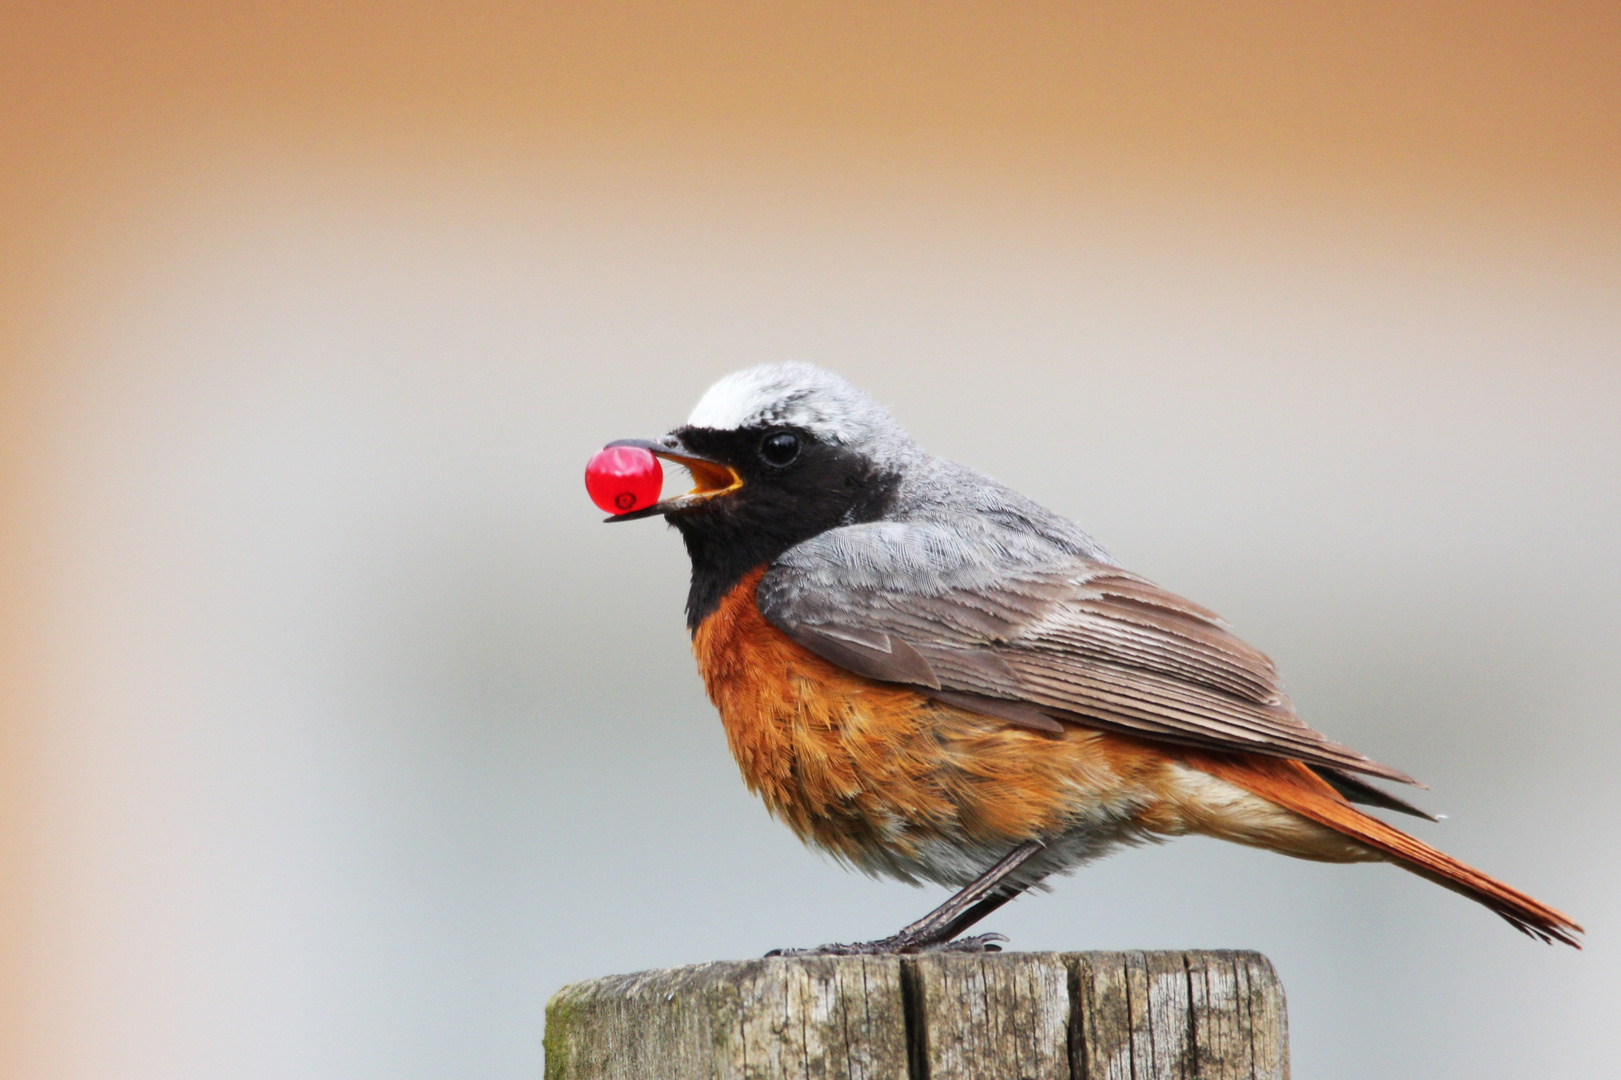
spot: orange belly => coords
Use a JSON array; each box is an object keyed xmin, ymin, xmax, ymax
[
  {"xmin": 692, "ymin": 568, "xmax": 1380, "ymax": 883},
  {"xmin": 691, "ymin": 568, "xmax": 1166, "ymax": 879}
]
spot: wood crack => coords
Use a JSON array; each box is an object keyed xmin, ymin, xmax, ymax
[{"xmin": 900, "ymin": 958, "xmax": 929, "ymax": 1080}]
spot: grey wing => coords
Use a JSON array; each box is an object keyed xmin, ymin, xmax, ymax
[{"xmin": 758, "ymin": 520, "xmax": 1417, "ymax": 785}]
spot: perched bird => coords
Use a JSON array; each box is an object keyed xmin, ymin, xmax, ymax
[{"xmin": 600, "ymin": 362, "xmax": 1580, "ymax": 953}]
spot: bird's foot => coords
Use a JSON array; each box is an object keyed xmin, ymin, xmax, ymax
[{"xmin": 765, "ymin": 931, "xmax": 1007, "ymax": 957}]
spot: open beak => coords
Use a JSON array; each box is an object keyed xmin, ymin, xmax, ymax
[{"xmin": 600, "ymin": 437, "xmax": 743, "ymax": 521}]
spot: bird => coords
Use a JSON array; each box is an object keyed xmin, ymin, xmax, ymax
[{"xmin": 600, "ymin": 361, "xmax": 1581, "ymax": 954}]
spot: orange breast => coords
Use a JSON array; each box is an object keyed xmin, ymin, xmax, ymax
[{"xmin": 691, "ymin": 567, "xmax": 1161, "ymax": 874}]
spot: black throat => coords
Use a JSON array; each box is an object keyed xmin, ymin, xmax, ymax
[{"xmin": 667, "ymin": 425, "xmax": 901, "ymax": 630}]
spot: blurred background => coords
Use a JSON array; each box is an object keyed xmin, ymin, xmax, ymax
[{"xmin": 2, "ymin": 4, "xmax": 1617, "ymax": 1077}]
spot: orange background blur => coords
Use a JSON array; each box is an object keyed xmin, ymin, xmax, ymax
[{"xmin": 3, "ymin": 5, "xmax": 1618, "ymax": 1077}]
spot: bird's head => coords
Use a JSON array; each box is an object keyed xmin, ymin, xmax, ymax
[{"xmin": 603, "ymin": 362, "xmax": 912, "ymax": 623}]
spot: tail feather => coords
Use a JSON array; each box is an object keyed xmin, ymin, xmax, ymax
[{"xmin": 1190, "ymin": 752, "xmax": 1583, "ymax": 948}]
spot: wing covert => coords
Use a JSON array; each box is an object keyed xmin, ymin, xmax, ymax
[{"xmin": 758, "ymin": 521, "xmax": 1416, "ymax": 785}]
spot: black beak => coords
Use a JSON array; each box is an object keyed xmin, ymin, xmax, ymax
[{"xmin": 600, "ymin": 437, "xmax": 744, "ymax": 522}]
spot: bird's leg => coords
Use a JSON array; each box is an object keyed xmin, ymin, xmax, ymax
[{"xmin": 766, "ymin": 840, "xmax": 1046, "ymax": 957}]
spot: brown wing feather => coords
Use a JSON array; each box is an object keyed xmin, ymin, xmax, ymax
[{"xmin": 761, "ymin": 555, "xmax": 1417, "ymax": 784}]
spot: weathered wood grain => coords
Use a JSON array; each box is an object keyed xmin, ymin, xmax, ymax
[
  {"xmin": 545, "ymin": 951, "xmax": 1287, "ymax": 1080},
  {"xmin": 544, "ymin": 955, "xmax": 909, "ymax": 1080},
  {"xmin": 1070, "ymin": 952, "xmax": 1288, "ymax": 1080},
  {"xmin": 906, "ymin": 952, "xmax": 1071, "ymax": 1079}
]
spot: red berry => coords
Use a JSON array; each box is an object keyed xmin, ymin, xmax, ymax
[{"xmin": 585, "ymin": 445, "xmax": 664, "ymax": 515}]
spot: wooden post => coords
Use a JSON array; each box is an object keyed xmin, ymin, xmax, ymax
[{"xmin": 545, "ymin": 950, "xmax": 1288, "ymax": 1079}]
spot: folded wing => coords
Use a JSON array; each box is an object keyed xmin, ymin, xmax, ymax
[{"xmin": 758, "ymin": 520, "xmax": 1416, "ymax": 785}]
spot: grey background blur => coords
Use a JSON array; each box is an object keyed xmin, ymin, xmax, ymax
[{"xmin": 21, "ymin": 164, "xmax": 1616, "ymax": 1078}]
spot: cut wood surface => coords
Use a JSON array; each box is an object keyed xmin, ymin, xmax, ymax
[{"xmin": 545, "ymin": 950, "xmax": 1287, "ymax": 1080}]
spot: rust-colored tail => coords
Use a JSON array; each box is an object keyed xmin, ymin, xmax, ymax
[{"xmin": 1191, "ymin": 752, "xmax": 1583, "ymax": 948}]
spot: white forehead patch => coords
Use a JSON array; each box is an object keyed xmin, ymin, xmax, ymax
[
  {"xmin": 686, "ymin": 362, "xmax": 878, "ymax": 444},
  {"xmin": 686, "ymin": 366, "xmax": 787, "ymax": 430}
]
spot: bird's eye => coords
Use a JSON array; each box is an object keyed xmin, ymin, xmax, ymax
[{"xmin": 759, "ymin": 431, "xmax": 800, "ymax": 466}]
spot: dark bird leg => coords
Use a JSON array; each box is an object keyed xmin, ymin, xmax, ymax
[{"xmin": 767, "ymin": 840, "xmax": 1046, "ymax": 956}]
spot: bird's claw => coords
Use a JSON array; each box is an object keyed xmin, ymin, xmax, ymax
[
  {"xmin": 916, "ymin": 932, "xmax": 1008, "ymax": 953},
  {"xmin": 765, "ymin": 931, "xmax": 1007, "ymax": 957}
]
